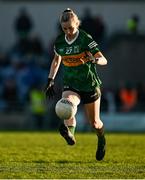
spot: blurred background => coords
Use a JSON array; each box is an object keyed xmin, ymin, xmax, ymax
[{"xmin": 0, "ymin": 0, "xmax": 145, "ymax": 132}]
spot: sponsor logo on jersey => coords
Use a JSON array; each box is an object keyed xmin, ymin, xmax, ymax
[{"xmin": 62, "ymin": 52, "xmax": 90, "ymax": 67}]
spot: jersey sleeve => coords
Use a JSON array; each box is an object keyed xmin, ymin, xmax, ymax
[
  {"xmin": 85, "ymin": 33, "xmax": 100, "ymax": 55},
  {"xmin": 54, "ymin": 45, "xmax": 60, "ymax": 56},
  {"xmin": 53, "ymin": 35, "xmax": 62, "ymax": 56}
]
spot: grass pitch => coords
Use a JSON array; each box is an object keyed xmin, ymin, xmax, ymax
[{"xmin": 0, "ymin": 132, "xmax": 145, "ymax": 179}]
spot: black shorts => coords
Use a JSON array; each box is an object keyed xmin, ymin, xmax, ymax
[{"xmin": 63, "ymin": 87, "xmax": 101, "ymax": 104}]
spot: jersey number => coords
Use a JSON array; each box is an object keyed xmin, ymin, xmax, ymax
[
  {"xmin": 65, "ymin": 46, "xmax": 80, "ymax": 54},
  {"xmin": 66, "ymin": 47, "xmax": 73, "ymax": 54}
]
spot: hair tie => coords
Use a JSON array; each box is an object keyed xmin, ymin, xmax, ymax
[{"xmin": 63, "ymin": 8, "xmax": 72, "ymax": 13}]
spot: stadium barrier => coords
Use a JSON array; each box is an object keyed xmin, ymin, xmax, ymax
[
  {"xmin": 0, "ymin": 111, "xmax": 145, "ymax": 132},
  {"xmin": 76, "ymin": 112, "xmax": 145, "ymax": 132}
]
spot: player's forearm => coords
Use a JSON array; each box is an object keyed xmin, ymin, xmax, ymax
[
  {"xmin": 48, "ymin": 55, "xmax": 61, "ymax": 79},
  {"xmin": 94, "ymin": 52, "xmax": 107, "ymax": 65}
]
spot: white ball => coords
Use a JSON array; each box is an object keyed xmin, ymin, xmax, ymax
[{"xmin": 55, "ymin": 98, "xmax": 77, "ymax": 119}]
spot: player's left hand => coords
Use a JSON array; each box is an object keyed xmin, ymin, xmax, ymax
[
  {"xmin": 44, "ymin": 78, "xmax": 55, "ymax": 99},
  {"xmin": 91, "ymin": 58, "xmax": 99, "ymax": 64},
  {"xmin": 87, "ymin": 52, "xmax": 99, "ymax": 64}
]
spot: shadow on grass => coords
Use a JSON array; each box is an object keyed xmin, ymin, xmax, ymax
[
  {"xmin": 55, "ymin": 160, "xmax": 94, "ymax": 164},
  {"xmin": 32, "ymin": 160, "xmax": 94, "ymax": 164}
]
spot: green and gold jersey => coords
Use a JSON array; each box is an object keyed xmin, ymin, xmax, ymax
[{"xmin": 54, "ymin": 29, "xmax": 102, "ymax": 92}]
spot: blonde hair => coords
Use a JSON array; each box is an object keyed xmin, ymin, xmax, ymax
[{"xmin": 60, "ymin": 8, "xmax": 81, "ymax": 27}]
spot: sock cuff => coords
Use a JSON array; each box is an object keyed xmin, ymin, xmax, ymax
[
  {"xmin": 68, "ymin": 126, "xmax": 76, "ymax": 135},
  {"xmin": 96, "ymin": 126, "xmax": 105, "ymax": 137}
]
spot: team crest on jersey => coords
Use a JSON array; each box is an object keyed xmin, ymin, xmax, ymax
[{"xmin": 74, "ymin": 45, "xmax": 80, "ymax": 53}]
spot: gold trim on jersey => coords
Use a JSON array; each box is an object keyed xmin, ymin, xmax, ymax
[
  {"xmin": 62, "ymin": 52, "xmax": 90, "ymax": 67},
  {"xmin": 62, "ymin": 51, "xmax": 101, "ymax": 67}
]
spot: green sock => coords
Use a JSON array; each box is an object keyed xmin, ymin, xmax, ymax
[{"xmin": 68, "ymin": 126, "xmax": 75, "ymax": 135}]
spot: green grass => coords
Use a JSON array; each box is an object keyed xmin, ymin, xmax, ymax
[{"xmin": 0, "ymin": 132, "xmax": 145, "ymax": 179}]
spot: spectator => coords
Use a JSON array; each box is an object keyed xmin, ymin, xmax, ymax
[
  {"xmin": 94, "ymin": 15, "xmax": 106, "ymax": 49},
  {"xmin": 81, "ymin": 7, "xmax": 96, "ymax": 39},
  {"xmin": 2, "ymin": 77, "xmax": 19, "ymax": 112},
  {"xmin": 105, "ymin": 88, "xmax": 116, "ymax": 113},
  {"xmin": 136, "ymin": 83, "xmax": 145, "ymax": 111},
  {"xmin": 12, "ymin": 7, "xmax": 34, "ymax": 56},
  {"xmin": 127, "ymin": 14, "xmax": 140, "ymax": 34},
  {"xmin": 12, "ymin": 37, "xmax": 32, "ymax": 56},
  {"xmin": 30, "ymin": 35, "xmax": 44, "ymax": 56},
  {"xmin": 29, "ymin": 85, "xmax": 47, "ymax": 129},
  {"xmin": 119, "ymin": 83, "xmax": 138, "ymax": 112},
  {"xmin": 81, "ymin": 8, "xmax": 106, "ymax": 49},
  {"xmin": 114, "ymin": 88, "xmax": 122, "ymax": 112},
  {"xmin": 14, "ymin": 7, "xmax": 34, "ymax": 39}
]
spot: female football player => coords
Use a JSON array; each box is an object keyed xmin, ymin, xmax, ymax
[{"xmin": 45, "ymin": 8, "xmax": 107, "ymax": 161}]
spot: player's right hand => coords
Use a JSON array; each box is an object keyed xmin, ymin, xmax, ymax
[{"xmin": 44, "ymin": 78, "xmax": 55, "ymax": 99}]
